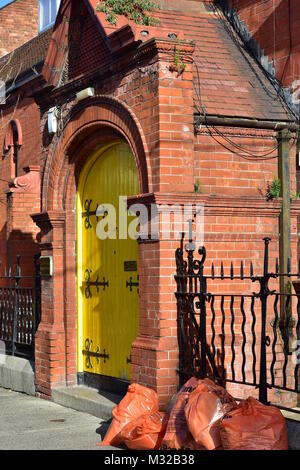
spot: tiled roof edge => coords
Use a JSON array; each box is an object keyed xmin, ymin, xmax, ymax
[
  {"xmin": 0, "ymin": 27, "xmax": 52, "ymax": 86},
  {"xmin": 0, "ymin": 27, "xmax": 52, "ymax": 64},
  {"xmin": 5, "ymin": 60, "xmax": 44, "ymax": 92},
  {"xmin": 216, "ymin": 0, "xmax": 299, "ymax": 120}
]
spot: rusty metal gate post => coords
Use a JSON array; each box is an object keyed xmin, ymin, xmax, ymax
[{"xmin": 12, "ymin": 255, "xmax": 21, "ymax": 356}]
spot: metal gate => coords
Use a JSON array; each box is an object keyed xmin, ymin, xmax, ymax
[
  {"xmin": 175, "ymin": 236, "xmax": 300, "ymax": 410},
  {"xmin": 0, "ymin": 254, "xmax": 41, "ymax": 360}
]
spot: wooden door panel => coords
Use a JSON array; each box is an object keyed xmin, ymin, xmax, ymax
[{"xmin": 77, "ymin": 143, "xmax": 139, "ymax": 380}]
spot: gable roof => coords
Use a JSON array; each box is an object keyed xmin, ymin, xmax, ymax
[
  {"xmin": 42, "ymin": 0, "xmax": 297, "ymax": 122},
  {"xmin": 0, "ymin": 27, "xmax": 52, "ymax": 87},
  {"xmin": 157, "ymin": 4, "xmax": 295, "ymax": 122}
]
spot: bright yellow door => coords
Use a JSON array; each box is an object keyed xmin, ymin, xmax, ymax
[{"xmin": 77, "ymin": 142, "xmax": 139, "ymax": 381}]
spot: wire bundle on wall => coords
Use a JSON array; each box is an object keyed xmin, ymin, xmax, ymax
[{"xmin": 193, "ymin": 2, "xmax": 298, "ymax": 162}]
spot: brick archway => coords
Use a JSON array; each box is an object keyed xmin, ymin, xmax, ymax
[
  {"xmin": 42, "ymin": 95, "xmax": 151, "ymax": 213},
  {"xmin": 33, "ymin": 96, "xmax": 152, "ymax": 397}
]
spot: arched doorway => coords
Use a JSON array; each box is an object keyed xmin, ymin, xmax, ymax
[{"xmin": 76, "ymin": 141, "xmax": 139, "ymax": 392}]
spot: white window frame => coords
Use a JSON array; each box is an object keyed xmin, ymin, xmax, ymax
[{"xmin": 39, "ymin": 0, "xmax": 61, "ymax": 33}]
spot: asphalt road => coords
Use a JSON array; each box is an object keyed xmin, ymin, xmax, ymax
[{"xmin": 0, "ymin": 387, "xmax": 116, "ymax": 450}]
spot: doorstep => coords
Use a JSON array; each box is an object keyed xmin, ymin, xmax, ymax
[
  {"xmin": 281, "ymin": 408, "xmax": 300, "ymax": 450},
  {"xmin": 52, "ymin": 386, "xmax": 122, "ymax": 421}
]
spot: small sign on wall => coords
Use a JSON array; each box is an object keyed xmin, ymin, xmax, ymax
[{"xmin": 40, "ymin": 256, "xmax": 53, "ymax": 277}]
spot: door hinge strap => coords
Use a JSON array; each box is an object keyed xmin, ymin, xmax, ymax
[
  {"xmin": 126, "ymin": 275, "xmax": 139, "ymax": 293},
  {"xmin": 83, "ymin": 338, "xmax": 109, "ymax": 369},
  {"xmin": 82, "ymin": 199, "xmax": 99, "ymax": 229},
  {"xmin": 84, "ymin": 269, "xmax": 109, "ymax": 298}
]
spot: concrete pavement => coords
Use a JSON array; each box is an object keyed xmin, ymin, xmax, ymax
[
  {"xmin": 0, "ymin": 387, "xmax": 118, "ymax": 450},
  {"xmin": 2, "ymin": 386, "xmax": 299, "ymax": 450}
]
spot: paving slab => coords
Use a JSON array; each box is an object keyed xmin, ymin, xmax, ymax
[{"xmin": 0, "ymin": 387, "xmax": 120, "ymax": 450}]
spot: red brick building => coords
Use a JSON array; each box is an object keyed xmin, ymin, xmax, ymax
[
  {"xmin": 0, "ymin": 0, "xmax": 39, "ymax": 58},
  {"xmin": 0, "ymin": 0, "xmax": 299, "ymax": 409}
]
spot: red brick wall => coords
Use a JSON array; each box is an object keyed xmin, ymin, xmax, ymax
[
  {"xmin": 195, "ymin": 128, "xmax": 297, "ymax": 197},
  {"xmin": 68, "ymin": 6, "xmax": 111, "ymax": 80},
  {"xmin": 227, "ymin": 0, "xmax": 300, "ymax": 90},
  {"xmin": 0, "ymin": 90, "xmax": 42, "ymax": 273},
  {"xmin": 6, "ymin": 191, "xmax": 41, "ymax": 277},
  {"xmin": 0, "ymin": 0, "xmax": 39, "ymax": 58}
]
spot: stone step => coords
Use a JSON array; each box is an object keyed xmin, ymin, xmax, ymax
[
  {"xmin": 0, "ymin": 354, "xmax": 35, "ymax": 396},
  {"xmin": 52, "ymin": 386, "xmax": 121, "ymax": 421}
]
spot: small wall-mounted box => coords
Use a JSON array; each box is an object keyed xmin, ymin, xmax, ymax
[
  {"xmin": 76, "ymin": 87, "xmax": 95, "ymax": 102},
  {"xmin": 47, "ymin": 107, "xmax": 58, "ymax": 134},
  {"xmin": 39, "ymin": 256, "xmax": 53, "ymax": 277}
]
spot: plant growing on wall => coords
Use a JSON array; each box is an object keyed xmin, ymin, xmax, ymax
[
  {"xmin": 266, "ymin": 177, "xmax": 281, "ymax": 201},
  {"xmin": 96, "ymin": 0, "xmax": 159, "ymax": 25},
  {"xmin": 194, "ymin": 180, "xmax": 202, "ymax": 193},
  {"xmin": 169, "ymin": 40, "xmax": 186, "ymax": 76}
]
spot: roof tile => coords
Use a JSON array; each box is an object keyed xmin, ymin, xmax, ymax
[
  {"xmin": 0, "ymin": 0, "xmax": 295, "ymax": 122},
  {"xmin": 0, "ymin": 27, "xmax": 52, "ymax": 85},
  {"xmin": 155, "ymin": 6, "xmax": 294, "ymax": 121}
]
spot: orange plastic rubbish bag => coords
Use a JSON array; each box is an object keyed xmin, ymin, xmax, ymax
[
  {"xmin": 120, "ymin": 412, "xmax": 168, "ymax": 450},
  {"xmin": 99, "ymin": 383, "xmax": 159, "ymax": 447},
  {"xmin": 220, "ymin": 397, "xmax": 289, "ymax": 450},
  {"xmin": 184, "ymin": 378, "xmax": 237, "ymax": 450},
  {"xmin": 162, "ymin": 377, "xmax": 204, "ymax": 450}
]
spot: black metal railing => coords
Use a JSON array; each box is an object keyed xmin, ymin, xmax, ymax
[
  {"xmin": 175, "ymin": 236, "xmax": 300, "ymax": 409},
  {"xmin": 0, "ymin": 254, "xmax": 41, "ymax": 360}
]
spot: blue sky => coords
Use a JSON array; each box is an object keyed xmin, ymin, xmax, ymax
[{"xmin": 0, "ymin": 0, "xmax": 13, "ymax": 8}]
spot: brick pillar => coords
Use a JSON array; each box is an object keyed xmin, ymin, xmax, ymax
[
  {"xmin": 131, "ymin": 238, "xmax": 179, "ymax": 410},
  {"xmin": 130, "ymin": 41, "xmax": 195, "ymax": 409},
  {"xmin": 6, "ymin": 166, "xmax": 41, "ymax": 275},
  {"xmin": 157, "ymin": 41, "xmax": 195, "ymax": 193},
  {"xmin": 31, "ymin": 211, "xmax": 66, "ymax": 397},
  {"xmin": 130, "ymin": 195, "xmax": 201, "ymax": 409}
]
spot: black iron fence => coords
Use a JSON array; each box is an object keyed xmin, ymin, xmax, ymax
[
  {"xmin": 175, "ymin": 236, "xmax": 300, "ymax": 410},
  {"xmin": 0, "ymin": 255, "xmax": 41, "ymax": 360}
]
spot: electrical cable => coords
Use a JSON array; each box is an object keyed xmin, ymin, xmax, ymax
[
  {"xmin": 192, "ymin": 2, "xmax": 299, "ymax": 162},
  {"xmin": 193, "ymin": 57, "xmax": 296, "ymax": 161}
]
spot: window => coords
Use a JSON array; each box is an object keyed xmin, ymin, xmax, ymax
[
  {"xmin": 3, "ymin": 119, "xmax": 23, "ymax": 178},
  {"xmin": 39, "ymin": 0, "xmax": 61, "ymax": 32}
]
